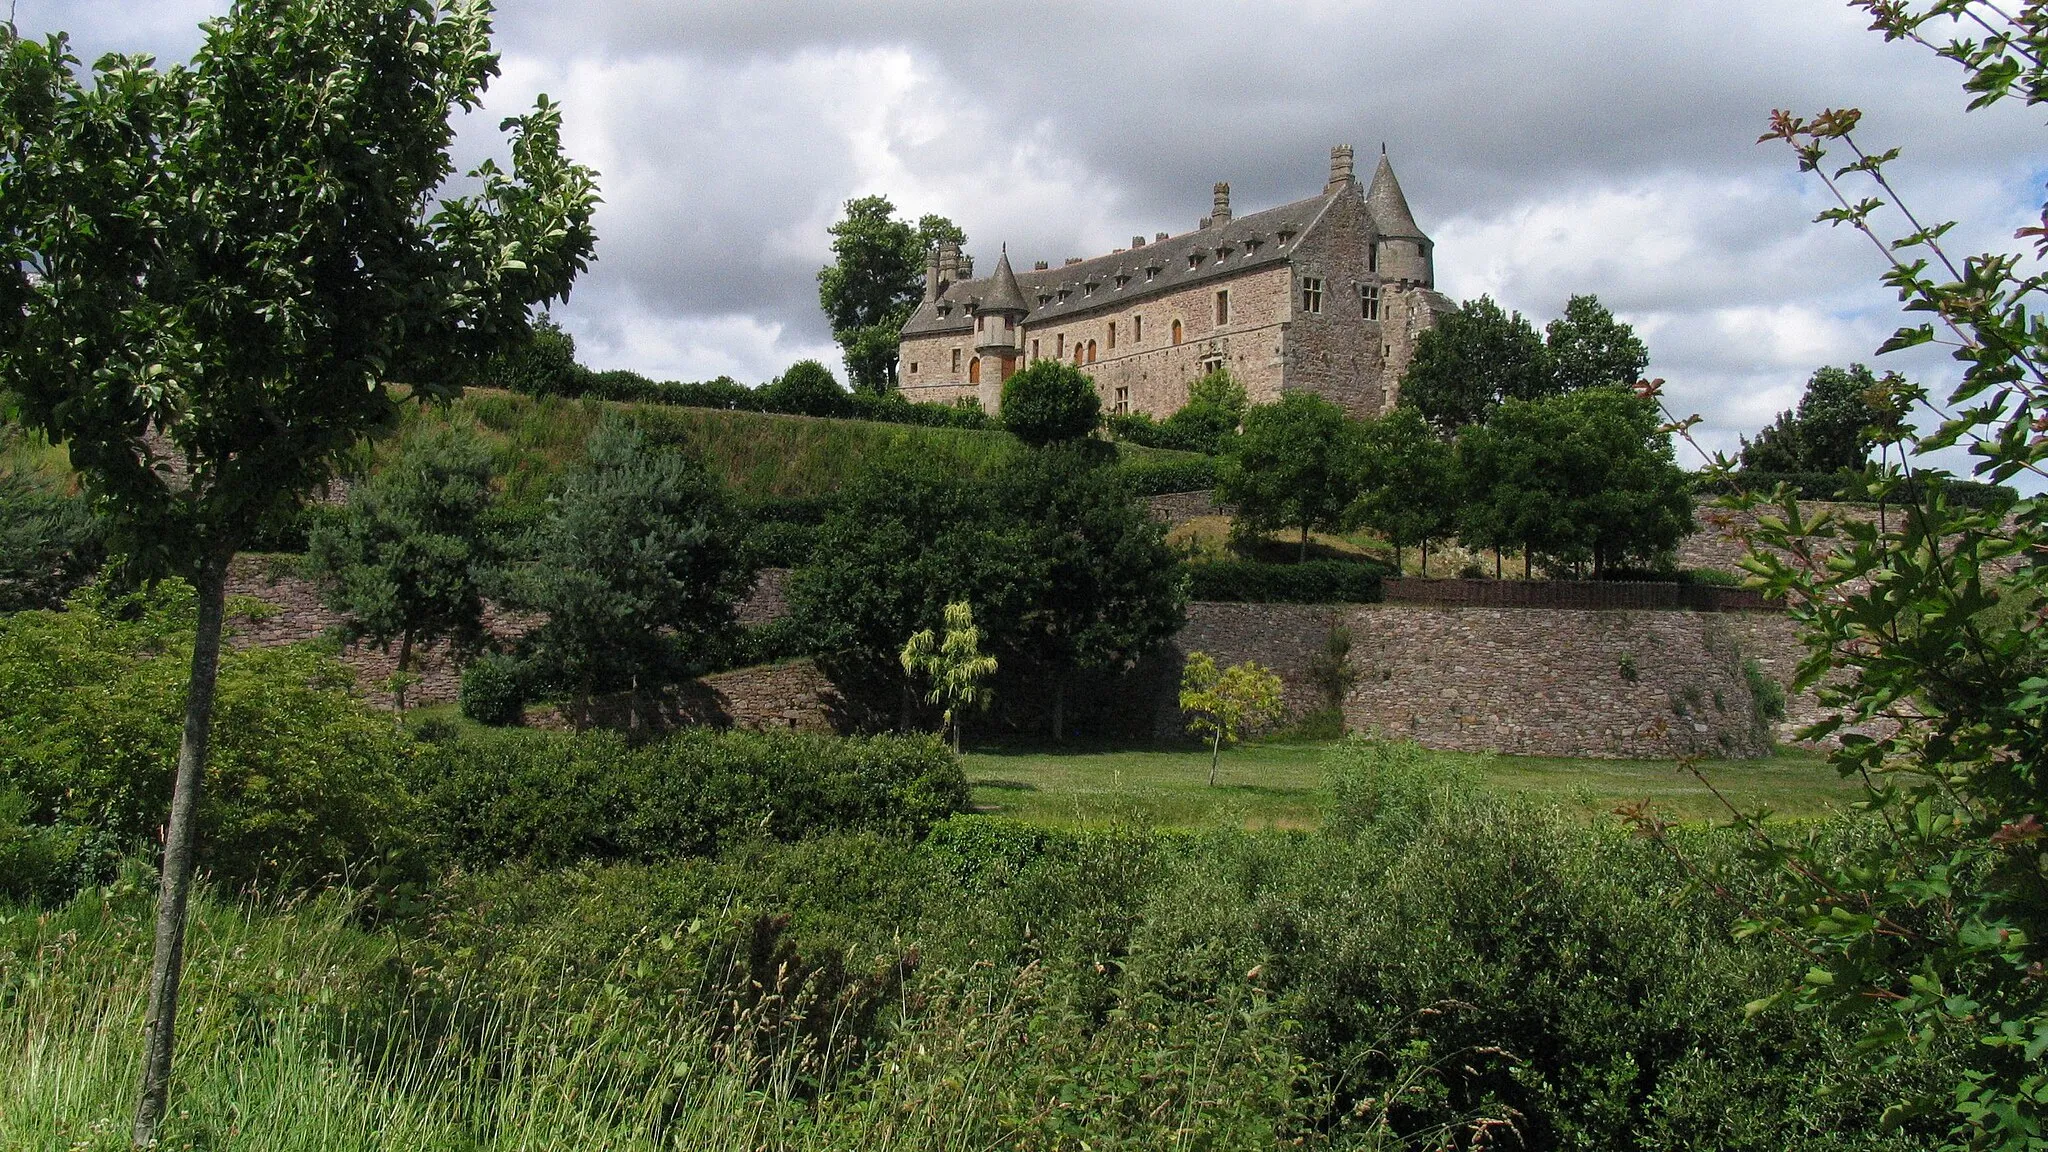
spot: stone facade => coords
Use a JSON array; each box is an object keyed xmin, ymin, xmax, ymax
[
  {"xmin": 898, "ymin": 145, "xmax": 1451, "ymax": 420},
  {"xmin": 1143, "ymin": 489, "xmax": 1222, "ymax": 526}
]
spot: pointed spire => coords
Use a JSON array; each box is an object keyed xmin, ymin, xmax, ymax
[
  {"xmin": 1367, "ymin": 150, "xmax": 1424, "ymax": 240},
  {"xmin": 978, "ymin": 247, "xmax": 1029, "ymax": 314}
]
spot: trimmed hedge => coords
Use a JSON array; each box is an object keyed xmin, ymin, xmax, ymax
[
  {"xmin": 530, "ymin": 366, "xmax": 996, "ymax": 431},
  {"xmin": 1185, "ymin": 558, "xmax": 1385, "ymax": 603},
  {"xmin": 1118, "ymin": 455, "xmax": 1220, "ymax": 496},
  {"xmin": 408, "ymin": 727, "xmax": 969, "ymax": 870},
  {"xmin": 1696, "ymin": 469, "xmax": 2017, "ymax": 510}
]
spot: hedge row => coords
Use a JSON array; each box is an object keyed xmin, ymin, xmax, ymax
[
  {"xmin": 1118, "ymin": 455, "xmax": 1221, "ymax": 496},
  {"xmin": 557, "ymin": 368, "xmax": 997, "ymax": 431},
  {"xmin": 1185, "ymin": 559, "xmax": 1384, "ymax": 603},
  {"xmin": 407, "ymin": 726, "xmax": 970, "ymax": 871},
  {"xmin": 1695, "ymin": 469, "xmax": 2018, "ymax": 510}
]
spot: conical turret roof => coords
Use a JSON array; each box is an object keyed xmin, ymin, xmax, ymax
[
  {"xmin": 1366, "ymin": 150, "xmax": 1424, "ymax": 240},
  {"xmin": 977, "ymin": 247, "xmax": 1030, "ymax": 314}
]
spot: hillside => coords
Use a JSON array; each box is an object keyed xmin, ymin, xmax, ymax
[{"xmin": 384, "ymin": 388, "xmax": 1205, "ymax": 507}]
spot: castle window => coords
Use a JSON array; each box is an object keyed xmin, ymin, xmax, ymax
[
  {"xmin": 951, "ymin": 348, "xmax": 961, "ymax": 372},
  {"xmin": 1368, "ymin": 244, "xmax": 1379, "ymax": 273},
  {"xmin": 1056, "ymin": 334, "xmax": 1065, "ymax": 358},
  {"xmin": 1031, "ymin": 339, "xmax": 1040, "ymax": 361},
  {"xmin": 976, "ymin": 315, "xmax": 984, "ymax": 333},
  {"xmin": 968, "ymin": 357, "xmax": 981, "ymax": 384},
  {"xmin": 1201, "ymin": 352, "xmax": 1224, "ymax": 375},
  {"xmin": 1187, "ymin": 253, "xmax": 1202, "ymax": 270},
  {"xmin": 1215, "ymin": 290, "xmax": 1230, "ymax": 326},
  {"xmin": 1108, "ymin": 322, "xmax": 1116, "ymax": 350},
  {"xmin": 908, "ymin": 362, "xmax": 918, "ymax": 374},
  {"xmin": 1133, "ymin": 315, "xmax": 1143, "ymax": 342},
  {"xmin": 1171, "ymin": 319, "xmax": 1183, "ymax": 345},
  {"xmin": 1302, "ymin": 277, "xmax": 1323, "ymax": 315},
  {"xmin": 1361, "ymin": 283, "xmax": 1381, "ymax": 321},
  {"xmin": 1087, "ymin": 340, "xmax": 1097, "ymax": 364},
  {"xmin": 1073, "ymin": 344, "xmax": 1084, "ymax": 366},
  {"xmin": 1114, "ymin": 386, "xmax": 1129, "ymax": 414}
]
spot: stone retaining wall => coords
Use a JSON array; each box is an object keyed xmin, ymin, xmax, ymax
[
  {"xmin": 1143, "ymin": 489, "xmax": 1221, "ymax": 526},
  {"xmin": 1383, "ymin": 577, "xmax": 1775, "ymax": 612}
]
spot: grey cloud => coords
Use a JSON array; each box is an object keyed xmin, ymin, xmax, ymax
[{"xmin": 15, "ymin": 0, "xmax": 2044, "ymax": 468}]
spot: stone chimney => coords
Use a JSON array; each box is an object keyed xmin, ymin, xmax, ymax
[
  {"xmin": 922, "ymin": 246, "xmax": 940, "ymax": 302},
  {"xmin": 1211, "ymin": 182, "xmax": 1231, "ymax": 227},
  {"xmin": 1034, "ymin": 260, "xmax": 1049, "ymax": 271},
  {"xmin": 1064, "ymin": 257, "xmax": 1083, "ymax": 266},
  {"xmin": 1326, "ymin": 144, "xmax": 1355, "ymax": 193},
  {"xmin": 957, "ymin": 254, "xmax": 973, "ymax": 278},
  {"xmin": 937, "ymin": 239, "xmax": 959, "ymax": 286},
  {"xmin": 1132, "ymin": 235, "xmax": 1146, "ymax": 248},
  {"xmin": 1156, "ymin": 232, "xmax": 1169, "ymax": 242}
]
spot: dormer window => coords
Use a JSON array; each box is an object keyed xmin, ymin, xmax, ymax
[
  {"xmin": 1036, "ymin": 290, "xmax": 1052, "ymax": 307},
  {"xmin": 1277, "ymin": 228, "xmax": 1296, "ymax": 245},
  {"xmin": 1214, "ymin": 245, "xmax": 1232, "ymax": 261},
  {"xmin": 1083, "ymin": 278, "xmax": 1099, "ymax": 296},
  {"xmin": 1057, "ymin": 288, "xmax": 1070, "ymax": 304},
  {"xmin": 1114, "ymin": 272, "xmax": 1130, "ymax": 289},
  {"xmin": 1145, "ymin": 263, "xmax": 1161, "ymax": 281},
  {"xmin": 1244, "ymin": 237, "xmax": 1262, "ymax": 254},
  {"xmin": 936, "ymin": 301, "xmax": 952, "ymax": 316},
  {"xmin": 1187, "ymin": 253, "xmax": 1202, "ymax": 270}
]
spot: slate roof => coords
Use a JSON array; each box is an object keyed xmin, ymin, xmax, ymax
[
  {"xmin": 1366, "ymin": 152, "xmax": 1424, "ymax": 240},
  {"xmin": 902, "ymin": 186, "xmax": 1346, "ymax": 338},
  {"xmin": 980, "ymin": 248, "xmax": 1030, "ymax": 314}
]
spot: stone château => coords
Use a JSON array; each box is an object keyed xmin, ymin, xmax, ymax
[{"xmin": 896, "ymin": 145, "xmax": 1452, "ymax": 419}]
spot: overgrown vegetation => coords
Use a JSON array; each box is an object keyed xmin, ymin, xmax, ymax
[{"xmin": 1, "ymin": 737, "xmax": 1946, "ymax": 1150}]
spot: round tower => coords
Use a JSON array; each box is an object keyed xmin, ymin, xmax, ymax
[
  {"xmin": 973, "ymin": 247, "xmax": 1030, "ymax": 403},
  {"xmin": 1365, "ymin": 146, "xmax": 1433, "ymax": 289}
]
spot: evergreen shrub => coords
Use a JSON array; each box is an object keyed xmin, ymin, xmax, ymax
[
  {"xmin": 408, "ymin": 727, "xmax": 969, "ymax": 869},
  {"xmin": 458, "ymin": 652, "xmax": 526, "ymax": 727},
  {"xmin": 1117, "ymin": 454, "xmax": 1221, "ymax": 495}
]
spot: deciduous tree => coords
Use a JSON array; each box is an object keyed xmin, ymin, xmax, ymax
[
  {"xmin": 1353, "ymin": 405, "xmax": 1457, "ymax": 574},
  {"xmin": 1400, "ymin": 295, "xmax": 1549, "ymax": 431},
  {"xmin": 0, "ymin": 5, "xmax": 597, "ymax": 1141},
  {"xmin": 817, "ymin": 198, "xmax": 963, "ymax": 392},
  {"xmin": 1219, "ymin": 392, "xmax": 1362, "ymax": 560},
  {"xmin": 1179, "ymin": 651, "xmax": 1284, "ymax": 785},
  {"xmin": 1738, "ymin": 363, "xmax": 1895, "ymax": 473},
  {"xmin": 899, "ymin": 600, "xmax": 998, "ymax": 753},
  {"xmin": 1544, "ymin": 294, "xmax": 1649, "ymax": 395}
]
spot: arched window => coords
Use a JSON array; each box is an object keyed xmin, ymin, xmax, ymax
[
  {"xmin": 1073, "ymin": 344, "xmax": 1083, "ymax": 366},
  {"xmin": 1087, "ymin": 340, "xmax": 1097, "ymax": 364},
  {"xmin": 1107, "ymin": 322, "xmax": 1117, "ymax": 350},
  {"xmin": 968, "ymin": 357, "xmax": 981, "ymax": 384},
  {"xmin": 1171, "ymin": 319, "xmax": 1183, "ymax": 345}
]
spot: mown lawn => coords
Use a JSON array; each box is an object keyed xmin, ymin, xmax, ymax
[{"xmin": 962, "ymin": 740, "xmax": 1864, "ymax": 828}]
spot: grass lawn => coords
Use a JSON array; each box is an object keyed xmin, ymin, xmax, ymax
[{"xmin": 962, "ymin": 740, "xmax": 1864, "ymax": 830}]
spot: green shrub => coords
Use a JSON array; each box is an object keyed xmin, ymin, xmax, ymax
[
  {"xmin": 1185, "ymin": 558, "xmax": 1384, "ymax": 603},
  {"xmin": 0, "ymin": 583, "xmax": 422, "ymax": 889},
  {"xmin": 1744, "ymin": 657, "xmax": 1787, "ymax": 724},
  {"xmin": 0, "ymin": 471, "xmax": 103, "ymax": 611},
  {"xmin": 0, "ymin": 787, "xmax": 98, "ymax": 904},
  {"xmin": 1117, "ymin": 453, "xmax": 1220, "ymax": 495},
  {"xmin": 408, "ymin": 727, "xmax": 969, "ymax": 869},
  {"xmin": 998, "ymin": 360, "xmax": 1100, "ymax": 446},
  {"xmin": 458, "ymin": 651, "xmax": 526, "ymax": 726},
  {"xmin": 743, "ymin": 519, "xmax": 819, "ymax": 567}
]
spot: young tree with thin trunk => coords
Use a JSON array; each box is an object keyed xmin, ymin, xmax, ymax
[
  {"xmin": 0, "ymin": 6, "xmax": 598, "ymax": 1144},
  {"xmin": 899, "ymin": 600, "xmax": 998, "ymax": 753},
  {"xmin": 1179, "ymin": 651, "xmax": 1285, "ymax": 786}
]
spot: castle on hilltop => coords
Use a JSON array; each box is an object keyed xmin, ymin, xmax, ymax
[{"xmin": 896, "ymin": 145, "xmax": 1453, "ymax": 420}]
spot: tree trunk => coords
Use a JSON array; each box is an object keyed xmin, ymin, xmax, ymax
[
  {"xmin": 952, "ymin": 714, "xmax": 962, "ymax": 755},
  {"xmin": 1524, "ymin": 544, "xmax": 1531, "ymax": 581},
  {"xmin": 1495, "ymin": 549, "xmax": 1502, "ymax": 579},
  {"xmin": 393, "ymin": 632, "xmax": 413, "ymax": 713},
  {"xmin": 133, "ymin": 552, "xmax": 230, "ymax": 1149},
  {"xmin": 1299, "ymin": 523, "xmax": 1309, "ymax": 562},
  {"xmin": 1208, "ymin": 730, "xmax": 1222, "ymax": 787},
  {"xmin": 899, "ymin": 679, "xmax": 915, "ymax": 733},
  {"xmin": 1050, "ymin": 679, "xmax": 1066, "ymax": 743},
  {"xmin": 1393, "ymin": 543, "xmax": 1403, "ymax": 574},
  {"xmin": 1421, "ymin": 538, "xmax": 1429, "ymax": 577}
]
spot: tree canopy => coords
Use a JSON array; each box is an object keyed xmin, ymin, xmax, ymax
[
  {"xmin": 817, "ymin": 197, "xmax": 963, "ymax": 392},
  {"xmin": 1000, "ymin": 359, "xmax": 1102, "ymax": 446},
  {"xmin": 1219, "ymin": 392, "xmax": 1362, "ymax": 559},
  {"xmin": 1545, "ymin": 294, "xmax": 1649, "ymax": 395},
  {"xmin": 0, "ymin": 5, "xmax": 599, "ymax": 1139},
  {"xmin": 306, "ymin": 422, "xmax": 501, "ymax": 710},
  {"xmin": 516, "ymin": 419, "xmax": 751, "ymax": 704},
  {"xmin": 1738, "ymin": 363, "xmax": 1896, "ymax": 474},
  {"xmin": 1352, "ymin": 405, "xmax": 1457, "ymax": 574},
  {"xmin": 1400, "ymin": 296, "xmax": 1549, "ymax": 431},
  {"xmin": 1456, "ymin": 386, "xmax": 1692, "ymax": 576}
]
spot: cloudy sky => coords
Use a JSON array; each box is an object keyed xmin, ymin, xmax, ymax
[{"xmin": 24, "ymin": 0, "xmax": 2044, "ymax": 465}]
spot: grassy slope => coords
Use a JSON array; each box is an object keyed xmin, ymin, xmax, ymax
[
  {"xmin": 963, "ymin": 740, "xmax": 1861, "ymax": 829},
  {"xmin": 417, "ymin": 388, "xmax": 1202, "ymax": 505}
]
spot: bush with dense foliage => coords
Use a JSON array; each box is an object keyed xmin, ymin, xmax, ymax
[
  {"xmin": 1219, "ymin": 392, "xmax": 1362, "ymax": 559},
  {"xmin": 1184, "ymin": 558, "xmax": 1385, "ymax": 603},
  {"xmin": 407, "ymin": 727, "xmax": 969, "ymax": 870},
  {"xmin": 1737, "ymin": 363, "xmax": 1895, "ymax": 474},
  {"xmin": 1106, "ymin": 368, "xmax": 1247, "ymax": 455},
  {"xmin": 458, "ymin": 651, "xmax": 526, "ymax": 727},
  {"xmin": 0, "ymin": 469, "xmax": 102, "ymax": 611},
  {"xmin": 1115, "ymin": 453, "xmax": 1220, "ymax": 495},
  {"xmin": 0, "ymin": 583, "xmax": 420, "ymax": 891},
  {"xmin": 998, "ymin": 360, "xmax": 1102, "ymax": 446},
  {"xmin": 0, "ymin": 738, "xmax": 1950, "ymax": 1150}
]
